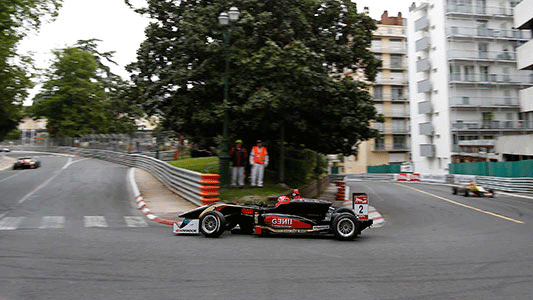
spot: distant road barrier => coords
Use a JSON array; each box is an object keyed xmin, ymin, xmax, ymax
[
  {"xmin": 13, "ymin": 145, "xmax": 219, "ymax": 206},
  {"xmin": 330, "ymin": 172, "xmax": 533, "ymax": 193}
]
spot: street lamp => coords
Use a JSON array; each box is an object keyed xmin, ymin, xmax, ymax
[{"xmin": 218, "ymin": 7, "xmax": 240, "ymax": 188}]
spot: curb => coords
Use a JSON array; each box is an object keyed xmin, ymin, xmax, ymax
[{"xmin": 129, "ymin": 168, "xmax": 180, "ymax": 226}]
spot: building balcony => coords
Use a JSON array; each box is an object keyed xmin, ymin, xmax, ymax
[
  {"xmin": 447, "ymin": 49, "xmax": 517, "ymax": 62},
  {"xmin": 418, "ymin": 100, "xmax": 432, "ymax": 114},
  {"xmin": 420, "ymin": 144, "xmax": 435, "ymax": 157},
  {"xmin": 446, "ymin": 4, "xmax": 514, "ymax": 18},
  {"xmin": 449, "ymin": 96, "xmax": 520, "ymax": 108},
  {"xmin": 517, "ymin": 40, "xmax": 533, "ymax": 70},
  {"xmin": 416, "ymin": 58, "xmax": 431, "ymax": 72},
  {"xmin": 380, "ymin": 62, "xmax": 407, "ymax": 70},
  {"xmin": 374, "ymin": 77, "xmax": 407, "ymax": 86},
  {"xmin": 377, "ymin": 109, "xmax": 409, "ymax": 118},
  {"xmin": 419, "ymin": 122, "xmax": 434, "ymax": 136},
  {"xmin": 514, "ymin": 0, "xmax": 533, "ymax": 30},
  {"xmin": 449, "ymin": 73, "xmax": 533, "ymax": 85},
  {"xmin": 374, "ymin": 145, "xmax": 410, "ymax": 152},
  {"xmin": 446, "ymin": 26, "xmax": 530, "ymax": 40},
  {"xmin": 451, "ymin": 120, "xmax": 533, "ymax": 131},
  {"xmin": 415, "ymin": 37, "xmax": 430, "ymax": 52},
  {"xmin": 415, "ymin": 16, "xmax": 429, "ymax": 32},
  {"xmin": 417, "ymin": 79, "xmax": 432, "ymax": 93},
  {"xmin": 370, "ymin": 46, "xmax": 406, "ymax": 54},
  {"xmin": 373, "ymin": 124, "xmax": 409, "ymax": 134}
]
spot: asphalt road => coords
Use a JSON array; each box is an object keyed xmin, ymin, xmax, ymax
[{"xmin": 1, "ymin": 153, "xmax": 533, "ymax": 299}]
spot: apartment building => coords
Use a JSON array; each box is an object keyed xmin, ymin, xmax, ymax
[
  {"xmin": 343, "ymin": 10, "xmax": 410, "ymax": 173},
  {"xmin": 408, "ymin": 0, "xmax": 533, "ymax": 174}
]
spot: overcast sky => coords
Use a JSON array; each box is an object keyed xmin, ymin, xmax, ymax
[{"xmin": 17, "ymin": 0, "xmax": 410, "ymax": 105}]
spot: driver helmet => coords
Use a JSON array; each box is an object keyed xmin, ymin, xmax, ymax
[{"xmin": 290, "ymin": 189, "xmax": 301, "ymax": 199}]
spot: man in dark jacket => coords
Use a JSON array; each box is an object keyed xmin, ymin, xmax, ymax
[{"xmin": 229, "ymin": 139, "xmax": 248, "ymax": 188}]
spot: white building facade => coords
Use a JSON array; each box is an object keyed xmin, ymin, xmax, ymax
[{"xmin": 408, "ymin": 0, "xmax": 533, "ymax": 174}]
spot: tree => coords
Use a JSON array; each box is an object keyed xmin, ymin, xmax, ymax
[
  {"xmin": 129, "ymin": 0, "xmax": 381, "ymax": 155},
  {"xmin": 31, "ymin": 40, "xmax": 140, "ymax": 137},
  {"xmin": 0, "ymin": 0, "xmax": 62, "ymax": 140}
]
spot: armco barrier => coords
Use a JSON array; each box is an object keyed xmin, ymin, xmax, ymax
[
  {"xmin": 13, "ymin": 145, "xmax": 219, "ymax": 206},
  {"xmin": 332, "ymin": 172, "xmax": 533, "ymax": 193}
]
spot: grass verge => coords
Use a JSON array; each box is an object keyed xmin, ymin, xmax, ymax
[{"xmin": 167, "ymin": 157, "xmax": 290, "ymax": 203}]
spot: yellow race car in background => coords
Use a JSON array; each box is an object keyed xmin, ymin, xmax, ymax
[{"xmin": 452, "ymin": 182, "xmax": 494, "ymax": 197}]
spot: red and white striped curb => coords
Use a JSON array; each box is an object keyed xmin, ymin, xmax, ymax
[
  {"xmin": 341, "ymin": 202, "xmax": 385, "ymax": 228},
  {"xmin": 368, "ymin": 207, "xmax": 384, "ymax": 227},
  {"xmin": 129, "ymin": 168, "xmax": 180, "ymax": 226},
  {"xmin": 134, "ymin": 195, "xmax": 180, "ymax": 226}
]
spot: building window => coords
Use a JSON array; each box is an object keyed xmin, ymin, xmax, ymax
[
  {"xmin": 392, "ymin": 87, "xmax": 404, "ymax": 100},
  {"xmin": 390, "ymin": 55, "xmax": 403, "ymax": 68},
  {"xmin": 373, "ymin": 86, "xmax": 383, "ymax": 100},
  {"xmin": 390, "ymin": 39, "xmax": 403, "ymax": 51},
  {"xmin": 393, "ymin": 135, "xmax": 406, "ymax": 149},
  {"xmin": 375, "ymin": 137, "xmax": 385, "ymax": 150},
  {"xmin": 372, "ymin": 38, "xmax": 382, "ymax": 50}
]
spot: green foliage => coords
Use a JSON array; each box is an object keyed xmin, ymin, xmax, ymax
[
  {"xmin": 5, "ymin": 128, "xmax": 21, "ymax": 140},
  {"xmin": 0, "ymin": 0, "xmax": 62, "ymax": 140},
  {"xmin": 129, "ymin": 0, "xmax": 380, "ymax": 155},
  {"xmin": 266, "ymin": 147, "xmax": 325, "ymax": 187},
  {"xmin": 30, "ymin": 40, "xmax": 141, "ymax": 137}
]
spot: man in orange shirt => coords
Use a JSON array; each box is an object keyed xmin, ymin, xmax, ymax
[{"xmin": 249, "ymin": 140, "xmax": 269, "ymax": 188}]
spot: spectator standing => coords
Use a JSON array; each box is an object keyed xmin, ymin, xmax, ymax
[
  {"xmin": 249, "ymin": 140, "xmax": 269, "ymax": 188},
  {"xmin": 229, "ymin": 139, "xmax": 248, "ymax": 188}
]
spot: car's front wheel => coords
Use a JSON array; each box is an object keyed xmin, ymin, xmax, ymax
[
  {"xmin": 332, "ymin": 213, "xmax": 359, "ymax": 241},
  {"xmin": 200, "ymin": 211, "xmax": 226, "ymax": 238}
]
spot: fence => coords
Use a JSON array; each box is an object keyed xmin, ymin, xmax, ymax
[
  {"xmin": 449, "ymin": 160, "xmax": 533, "ymax": 177},
  {"xmin": 13, "ymin": 145, "xmax": 220, "ymax": 206}
]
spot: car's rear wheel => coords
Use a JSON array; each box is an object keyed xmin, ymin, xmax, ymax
[
  {"xmin": 200, "ymin": 211, "xmax": 226, "ymax": 238},
  {"xmin": 452, "ymin": 187, "xmax": 457, "ymax": 195},
  {"xmin": 464, "ymin": 190, "xmax": 469, "ymax": 197},
  {"xmin": 332, "ymin": 213, "xmax": 359, "ymax": 241}
]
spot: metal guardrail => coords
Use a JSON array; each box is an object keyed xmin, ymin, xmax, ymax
[
  {"xmin": 13, "ymin": 145, "xmax": 220, "ymax": 206},
  {"xmin": 477, "ymin": 176, "xmax": 533, "ymax": 193},
  {"xmin": 331, "ymin": 173, "xmax": 533, "ymax": 193}
]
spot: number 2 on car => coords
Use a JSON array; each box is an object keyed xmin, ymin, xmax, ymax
[{"xmin": 352, "ymin": 193, "xmax": 369, "ymax": 221}]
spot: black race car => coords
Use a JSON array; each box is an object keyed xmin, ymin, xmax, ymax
[
  {"xmin": 13, "ymin": 157, "xmax": 41, "ymax": 170},
  {"xmin": 173, "ymin": 190, "xmax": 373, "ymax": 241},
  {"xmin": 452, "ymin": 182, "xmax": 494, "ymax": 197}
]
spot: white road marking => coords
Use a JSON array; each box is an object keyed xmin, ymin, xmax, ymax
[
  {"xmin": 39, "ymin": 216, "xmax": 65, "ymax": 229},
  {"xmin": 18, "ymin": 157, "xmax": 90, "ymax": 204},
  {"xmin": 0, "ymin": 217, "xmax": 24, "ymax": 230},
  {"xmin": 124, "ymin": 216, "xmax": 149, "ymax": 227},
  {"xmin": 84, "ymin": 216, "xmax": 108, "ymax": 227},
  {"xmin": 0, "ymin": 171, "xmax": 23, "ymax": 183}
]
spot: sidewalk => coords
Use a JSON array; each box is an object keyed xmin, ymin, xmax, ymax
[
  {"xmin": 133, "ymin": 168, "xmax": 198, "ymax": 222},
  {"xmin": 0, "ymin": 155, "xmax": 15, "ymax": 171}
]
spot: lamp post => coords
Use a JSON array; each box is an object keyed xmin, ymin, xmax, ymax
[{"xmin": 218, "ymin": 7, "xmax": 240, "ymax": 188}]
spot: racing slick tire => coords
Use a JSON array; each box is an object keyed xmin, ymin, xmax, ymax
[
  {"xmin": 200, "ymin": 211, "xmax": 226, "ymax": 238},
  {"xmin": 332, "ymin": 213, "xmax": 359, "ymax": 241},
  {"xmin": 452, "ymin": 187, "xmax": 457, "ymax": 195},
  {"xmin": 464, "ymin": 190, "xmax": 469, "ymax": 197},
  {"xmin": 334, "ymin": 207, "xmax": 354, "ymax": 214}
]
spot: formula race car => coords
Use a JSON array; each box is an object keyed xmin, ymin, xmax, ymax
[
  {"xmin": 452, "ymin": 182, "xmax": 494, "ymax": 197},
  {"xmin": 13, "ymin": 157, "xmax": 41, "ymax": 170},
  {"xmin": 173, "ymin": 190, "xmax": 373, "ymax": 241}
]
